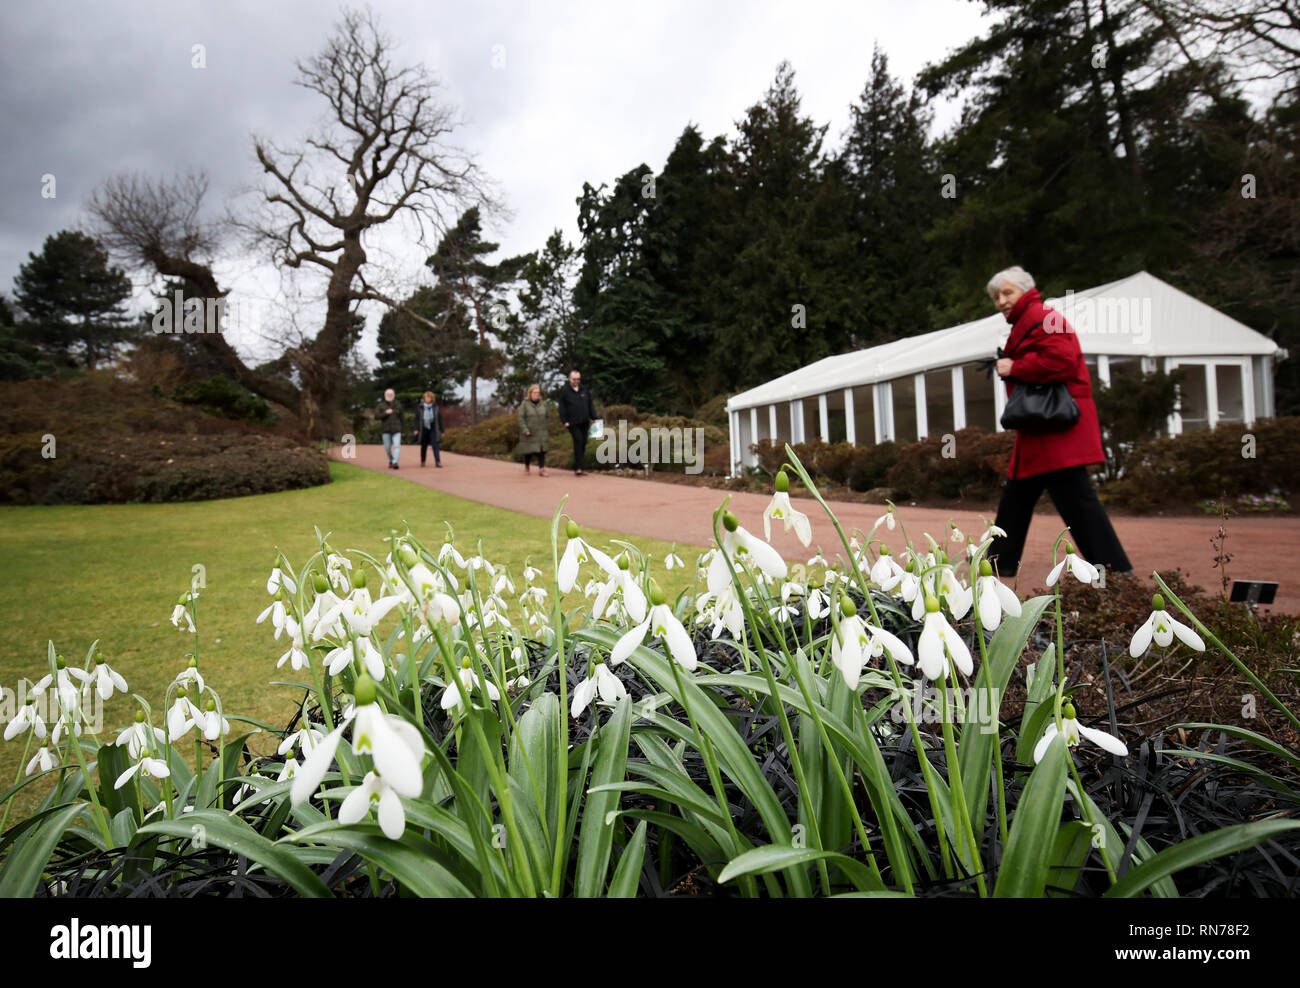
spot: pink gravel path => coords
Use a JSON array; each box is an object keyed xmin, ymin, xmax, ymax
[{"xmin": 335, "ymin": 445, "xmax": 1299, "ymax": 614}]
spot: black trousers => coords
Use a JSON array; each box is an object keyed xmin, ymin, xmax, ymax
[
  {"xmin": 569, "ymin": 423, "xmax": 589, "ymax": 470},
  {"xmin": 986, "ymin": 465, "xmax": 1131, "ymax": 577},
  {"xmin": 417, "ymin": 427, "xmax": 441, "ymax": 465},
  {"xmin": 523, "ymin": 450, "xmax": 545, "ymax": 468}
]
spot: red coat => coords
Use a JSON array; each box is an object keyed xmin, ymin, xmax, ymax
[{"xmin": 1002, "ymin": 288, "xmax": 1105, "ymax": 479}]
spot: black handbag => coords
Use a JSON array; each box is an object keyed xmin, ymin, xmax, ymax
[{"xmin": 1001, "ymin": 380, "xmax": 1080, "ymax": 432}]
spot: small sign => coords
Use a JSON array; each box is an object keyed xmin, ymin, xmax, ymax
[{"xmin": 1229, "ymin": 580, "xmax": 1278, "ymax": 606}]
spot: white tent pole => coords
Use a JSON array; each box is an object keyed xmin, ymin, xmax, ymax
[
  {"xmin": 750, "ymin": 407, "xmax": 760, "ymax": 461},
  {"xmin": 818, "ymin": 394, "xmax": 829, "ymax": 443},
  {"xmin": 914, "ymin": 373, "xmax": 928, "ymax": 439},
  {"xmin": 789, "ymin": 400, "xmax": 799, "ymax": 444},
  {"xmin": 1206, "ymin": 364, "xmax": 1218, "ymax": 430},
  {"xmin": 769, "ymin": 405, "xmax": 778, "ymax": 444},
  {"xmin": 873, "ymin": 384, "xmax": 885, "ymax": 444},
  {"xmin": 728, "ymin": 411, "xmax": 738, "ymax": 477},
  {"xmin": 951, "ymin": 367, "xmax": 965, "ymax": 431},
  {"xmin": 1097, "ymin": 355, "xmax": 1110, "ymax": 387},
  {"xmin": 844, "ymin": 388, "xmax": 856, "ymax": 445},
  {"xmin": 1242, "ymin": 362, "xmax": 1255, "ymax": 426}
]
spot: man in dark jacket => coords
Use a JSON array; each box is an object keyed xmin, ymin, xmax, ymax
[
  {"xmin": 376, "ymin": 387, "xmax": 404, "ymax": 469},
  {"xmin": 557, "ymin": 369, "xmax": 597, "ymax": 475}
]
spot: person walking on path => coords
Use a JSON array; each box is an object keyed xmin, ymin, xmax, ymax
[
  {"xmin": 517, "ymin": 384, "xmax": 550, "ymax": 477},
  {"xmin": 557, "ymin": 369, "xmax": 597, "ymax": 476},
  {"xmin": 985, "ymin": 266, "xmax": 1131, "ymax": 578},
  {"xmin": 413, "ymin": 391, "xmax": 444, "ymax": 468},
  {"xmin": 376, "ymin": 387, "xmax": 404, "ymax": 470}
]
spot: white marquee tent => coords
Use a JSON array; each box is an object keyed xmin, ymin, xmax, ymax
[{"xmin": 725, "ymin": 271, "xmax": 1285, "ymax": 475}]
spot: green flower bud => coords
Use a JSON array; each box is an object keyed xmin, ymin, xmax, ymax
[
  {"xmin": 840, "ymin": 594, "xmax": 858, "ymax": 618},
  {"xmin": 879, "ymin": 546, "xmax": 890, "ymax": 557},
  {"xmin": 1062, "ymin": 701, "xmax": 1077, "ymax": 720},
  {"xmin": 979, "ymin": 559, "xmax": 993, "ymax": 577},
  {"xmin": 1152, "ymin": 593, "xmax": 1165, "ymax": 611},
  {"xmin": 312, "ymin": 572, "xmax": 329, "ymax": 594},
  {"xmin": 775, "ymin": 470, "xmax": 789, "ymax": 493},
  {"xmin": 274, "ymin": 590, "xmax": 283, "ymax": 602},
  {"xmin": 1065, "ymin": 541, "xmax": 1075, "ymax": 555},
  {"xmin": 188, "ymin": 658, "xmax": 198, "ymax": 668},
  {"xmin": 205, "ymin": 698, "xmax": 216, "ymax": 712},
  {"xmin": 176, "ymin": 687, "xmax": 187, "ymax": 698},
  {"xmin": 398, "ymin": 545, "xmax": 419, "ymax": 568},
  {"xmin": 177, "ymin": 592, "xmax": 189, "ymax": 606},
  {"xmin": 618, "ymin": 554, "xmax": 630, "ymax": 571},
  {"xmin": 722, "ymin": 511, "xmax": 739, "ymax": 532},
  {"xmin": 460, "ymin": 656, "xmax": 472, "ymax": 670},
  {"xmin": 649, "ymin": 581, "xmax": 666, "ymax": 607},
  {"xmin": 351, "ymin": 569, "xmax": 367, "ymax": 590},
  {"xmin": 354, "ymin": 671, "xmax": 377, "ymax": 706},
  {"xmin": 56, "ymin": 654, "xmax": 66, "ymax": 669},
  {"xmin": 134, "ymin": 710, "xmax": 145, "ymax": 723},
  {"xmin": 566, "ymin": 519, "xmax": 579, "ymax": 539},
  {"xmin": 924, "ymin": 594, "xmax": 940, "ymax": 614}
]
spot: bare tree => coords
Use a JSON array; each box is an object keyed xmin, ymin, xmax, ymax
[
  {"xmin": 85, "ymin": 170, "xmax": 302, "ymax": 409},
  {"xmin": 236, "ymin": 5, "xmax": 492, "ymax": 436}
]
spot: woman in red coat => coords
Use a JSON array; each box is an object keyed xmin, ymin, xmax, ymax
[{"xmin": 985, "ymin": 266, "xmax": 1131, "ymax": 578}]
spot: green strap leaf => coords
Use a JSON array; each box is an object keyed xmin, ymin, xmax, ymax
[
  {"xmin": 1104, "ymin": 820, "xmax": 1300, "ymax": 898},
  {"xmin": 994, "ymin": 733, "xmax": 1068, "ymax": 897}
]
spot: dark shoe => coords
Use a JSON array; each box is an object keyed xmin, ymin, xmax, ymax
[
  {"xmin": 436, "ymin": 462, "xmax": 442, "ymax": 468},
  {"xmin": 575, "ymin": 469, "xmax": 584, "ymax": 476},
  {"xmin": 393, "ymin": 462, "xmax": 399, "ymax": 470}
]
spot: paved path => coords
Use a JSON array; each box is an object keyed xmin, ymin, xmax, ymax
[{"xmin": 336, "ymin": 445, "xmax": 1300, "ymax": 613}]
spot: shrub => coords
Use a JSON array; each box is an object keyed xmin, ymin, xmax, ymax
[
  {"xmin": 173, "ymin": 374, "xmax": 275, "ymax": 425},
  {"xmin": 886, "ymin": 427, "xmax": 1014, "ymax": 501},
  {"xmin": 1103, "ymin": 417, "xmax": 1300, "ymax": 510},
  {"xmin": 847, "ymin": 441, "xmax": 899, "ymax": 492}
]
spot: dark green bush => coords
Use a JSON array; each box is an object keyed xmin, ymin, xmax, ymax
[
  {"xmin": 886, "ymin": 428, "xmax": 1014, "ymax": 501},
  {"xmin": 1103, "ymin": 417, "xmax": 1300, "ymax": 510},
  {"xmin": 173, "ymin": 374, "xmax": 275, "ymax": 425}
]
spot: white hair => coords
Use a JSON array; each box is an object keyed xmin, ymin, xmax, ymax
[{"xmin": 987, "ymin": 266, "xmax": 1035, "ymax": 299}]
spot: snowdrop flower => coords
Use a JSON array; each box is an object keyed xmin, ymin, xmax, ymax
[
  {"xmin": 325, "ymin": 551, "xmax": 353, "ymax": 593},
  {"xmin": 1034, "ymin": 702, "xmax": 1128, "ymax": 763},
  {"xmin": 979, "ymin": 522, "xmax": 1007, "ymax": 544},
  {"xmin": 324, "ymin": 637, "xmax": 387, "ymax": 681},
  {"xmin": 832, "ymin": 596, "xmax": 914, "ymax": 689},
  {"xmin": 523, "ymin": 561, "xmax": 543, "ymax": 583},
  {"xmin": 807, "ymin": 548, "xmax": 828, "ymax": 568},
  {"xmin": 257, "ymin": 592, "xmax": 291, "ymax": 638},
  {"xmin": 291, "ymin": 672, "xmax": 425, "ymax": 836},
  {"xmin": 115, "ymin": 753, "xmax": 171, "ymax": 790},
  {"xmin": 558, "ymin": 521, "xmax": 615, "ymax": 593},
  {"xmin": 874, "ymin": 505, "xmax": 897, "ymax": 532},
  {"xmin": 612, "ymin": 583, "xmax": 698, "ymax": 671},
  {"xmin": 267, "ymin": 564, "xmax": 297, "ymax": 596},
  {"xmin": 664, "ymin": 546, "xmax": 685, "ymax": 570},
  {"xmin": 26, "ymin": 746, "xmax": 57, "ymax": 776},
  {"xmin": 917, "ymin": 595, "xmax": 973, "ymax": 680},
  {"xmin": 438, "ymin": 542, "xmax": 467, "ymax": 570},
  {"xmin": 50, "ymin": 717, "xmax": 81, "ymax": 746},
  {"xmin": 1045, "ymin": 543, "xmax": 1099, "ymax": 587},
  {"xmin": 278, "ymin": 725, "xmax": 324, "ymax": 759},
  {"xmin": 86, "ymin": 659, "xmax": 128, "ymax": 703},
  {"xmin": 316, "ymin": 570, "xmax": 401, "ymax": 641},
  {"xmin": 199, "ymin": 699, "xmax": 230, "ymax": 741},
  {"xmin": 593, "ymin": 556, "xmax": 648, "ymax": 624},
  {"xmin": 170, "ymin": 592, "xmax": 197, "ymax": 633},
  {"xmin": 1129, "ymin": 594, "xmax": 1205, "ymax": 657},
  {"xmin": 115, "ymin": 712, "xmax": 167, "ymax": 761},
  {"xmin": 34, "ymin": 658, "xmax": 91, "ymax": 716},
  {"xmin": 276, "ymin": 756, "xmax": 300, "ymax": 783},
  {"xmin": 806, "ymin": 584, "xmax": 830, "ymax": 620},
  {"xmin": 762, "ymin": 470, "xmax": 812, "ymax": 547},
  {"xmin": 571, "ymin": 659, "xmax": 627, "ymax": 718},
  {"xmin": 770, "ymin": 583, "xmax": 802, "ymax": 623},
  {"xmin": 166, "ymin": 689, "xmax": 204, "ymax": 741},
  {"xmin": 949, "ymin": 524, "xmax": 965, "ymax": 544},
  {"xmin": 277, "ymin": 624, "xmax": 311, "ymax": 672},
  {"xmin": 707, "ymin": 512, "xmax": 788, "ymax": 594},
  {"xmin": 339, "ymin": 771, "xmax": 412, "ymax": 840},
  {"xmin": 869, "ymin": 547, "xmax": 906, "ymax": 591},
  {"xmin": 938, "ymin": 565, "xmax": 974, "ymax": 620},
  {"xmin": 439, "ymin": 657, "xmax": 502, "ymax": 712},
  {"xmin": 4, "ymin": 702, "xmax": 46, "ymax": 741},
  {"xmin": 302, "ymin": 574, "xmax": 345, "ymax": 639},
  {"xmin": 975, "ymin": 560, "xmax": 1022, "ymax": 631},
  {"xmin": 493, "ymin": 569, "xmax": 516, "ymax": 596},
  {"xmin": 172, "ymin": 660, "xmax": 205, "ymax": 696}
]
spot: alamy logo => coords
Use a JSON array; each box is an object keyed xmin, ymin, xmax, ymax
[
  {"xmin": 1043, "ymin": 291, "xmax": 1152, "ymax": 345},
  {"xmin": 596, "ymin": 421, "xmax": 704, "ymax": 475},
  {"xmin": 49, "ymin": 920, "xmax": 152, "ymax": 968}
]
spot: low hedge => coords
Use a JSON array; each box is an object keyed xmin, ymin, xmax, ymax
[{"xmin": 1103, "ymin": 417, "xmax": 1300, "ymax": 510}]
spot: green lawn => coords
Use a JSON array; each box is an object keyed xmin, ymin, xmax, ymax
[{"xmin": 0, "ymin": 461, "xmax": 704, "ymax": 824}]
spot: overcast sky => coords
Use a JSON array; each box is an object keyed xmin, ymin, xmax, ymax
[{"xmin": 0, "ymin": 0, "xmax": 992, "ymax": 367}]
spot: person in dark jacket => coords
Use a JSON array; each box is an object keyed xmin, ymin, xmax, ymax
[
  {"xmin": 557, "ymin": 369, "xmax": 597, "ymax": 476},
  {"xmin": 412, "ymin": 391, "xmax": 443, "ymax": 468},
  {"xmin": 376, "ymin": 388, "xmax": 404, "ymax": 469},
  {"xmin": 517, "ymin": 384, "xmax": 550, "ymax": 476},
  {"xmin": 985, "ymin": 266, "xmax": 1131, "ymax": 578}
]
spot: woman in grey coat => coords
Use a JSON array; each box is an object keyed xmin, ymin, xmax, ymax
[{"xmin": 517, "ymin": 384, "xmax": 550, "ymax": 476}]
